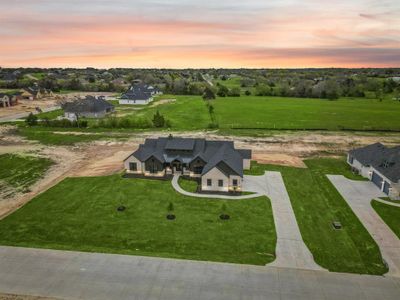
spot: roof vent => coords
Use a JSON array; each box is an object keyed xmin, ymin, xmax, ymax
[{"xmin": 168, "ymin": 134, "xmax": 173, "ymax": 140}]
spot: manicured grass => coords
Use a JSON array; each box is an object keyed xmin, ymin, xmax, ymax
[
  {"xmin": 178, "ymin": 177, "xmax": 199, "ymax": 193},
  {"xmin": 0, "ymin": 176, "xmax": 276, "ymax": 265},
  {"xmin": 246, "ymin": 158, "xmax": 387, "ymax": 275},
  {"xmin": 213, "ymin": 96, "xmax": 400, "ymax": 131},
  {"xmin": 372, "ymin": 200, "xmax": 400, "ymax": 239},
  {"xmin": 0, "ymin": 153, "xmax": 53, "ymax": 192}
]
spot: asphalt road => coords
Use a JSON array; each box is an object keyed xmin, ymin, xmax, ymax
[
  {"xmin": 1, "ymin": 246, "xmax": 400, "ymax": 300},
  {"xmin": 0, "ymin": 106, "xmax": 60, "ymax": 123}
]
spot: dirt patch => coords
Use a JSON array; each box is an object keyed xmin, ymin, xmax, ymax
[
  {"xmin": 253, "ymin": 152, "xmax": 306, "ymax": 168},
  {"xmin": 70, "ymin": 142, "xmax": 137, "ymax": 177},
  {"xmin": 51, "ymin": 131, "xmax": 101, "ymax": 136},
  {"xmin": 0, "ymin": 99, "xmax": 58, "ymax": 118},
  {"xmin": 0, "ymin": 293, "xmax": 59, "ymax": 300},
  {"xmin": 151, "ymin": 98, "xmax": 176, "ymax": 107}
]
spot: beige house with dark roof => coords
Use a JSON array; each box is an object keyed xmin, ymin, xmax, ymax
[{"xmin": 124, "ymin": 136, "xmax": 251, "ymax": 192}]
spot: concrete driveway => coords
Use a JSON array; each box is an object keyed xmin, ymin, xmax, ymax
[
  {"xmin": 328, "ymin": 175, "xmax": 400, "ymax": 277},
  {"xmin": 1, "ymin": 246, "xmax": 400, "ymax": 300},
  {"xmin": 243, "ymin": 172, "xmax": 324, "ymax": 271}
]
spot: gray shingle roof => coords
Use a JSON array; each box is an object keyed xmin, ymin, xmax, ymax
[
  {"xmin": 350, "ymin": 143, "xmax": 400, "ymax": 182},
  {"xmin": 121, "ymin": 84, "xmax": 155, "ymax": 100},
  {"xmin": 126, "ymin": 137, "xmax": 251, "ymax": 177},
  {"xmin": 165, "ymin": 138, "xmax": 195, "ymax": 150},
  {"xmin": 62, "ymin": 96, "xmax": 114, "ymax": 114}
]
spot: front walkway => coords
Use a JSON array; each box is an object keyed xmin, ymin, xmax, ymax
[
  {"xmin": 373, "ymin": 198, "xmax": 400, "ymax": 207},
  {"xmin": 243, "ymin": 172, "xmax": 325, "ymax": 271},
  {"xmin": 328, "ymin": 175, "xmax": 400, "ymax": 277},
  {"xmin": 1, "ymin": 246, "xmax": 400, "ymax": 300},
  {"xmin": 171, "ymin": 174, "xmax": 263, "ymax": 199}
]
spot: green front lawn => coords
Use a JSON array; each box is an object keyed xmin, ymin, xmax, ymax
[
  {"xmin": 0, "ymin": 175, "xmax": 276, "ymax": 265},
  {"xmin": 0, "ymin": 153, "xmax": 53, "ymax": 192},
  {"xmin": 372, "ymin": 200, "xmax": 400, "ymax": 239},
  {"xmin": 246, "ymin": 158, "xmax": 387, "ymax": 275},
  {"xmin": 178, "ymin": 177, "xmax": 199, "ymax": 193}
]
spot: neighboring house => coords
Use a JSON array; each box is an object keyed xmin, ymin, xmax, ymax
[
  {"xmin": 124, "ymin": 136, "xmax": 252, "ymax": 193},
  {"xmin": 0, "ymin": 93, "xmax": 10, "ymax": 107},
  {"xmin": 62, "ymin": 95, "xmax": 115, "ymax": 120},
  {"xmin": 0, "ymin": 93, "xmax": 19, "ymax": 107},
  {"xmin": 21, "ymin": 86, "xmax": 53, "ymax": 100},
  {"xmin": 347, "ymin": 143, "xmax": 400, "ymax": 199},
  {"xmin": 119, "ymin": 84, "xmax": 162, "ymax": 105}
]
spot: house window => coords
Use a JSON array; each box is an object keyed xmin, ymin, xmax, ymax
[
  {"xmin": 129, "ymin": 162, "xmax": 137, "ymax": 171},
  {"xmin": 233, "ymin": 179, "xmax": 238, "ymax": 186},
  {"xmin": 207, "ymin": 179, "xmax": 212, "ymax": 186},
  {"xmin": 218, "ymin": 179, "xmax": 223, "ymax": 187}
]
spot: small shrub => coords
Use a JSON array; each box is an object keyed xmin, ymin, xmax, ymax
[{"xmin": 26, "ymin": 113, "xmax": 38, "ymax": 126}]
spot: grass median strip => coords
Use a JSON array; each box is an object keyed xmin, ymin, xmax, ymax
[{"xmin": 371, "ymin": 200, "xmax": 400, "ymax": 239}]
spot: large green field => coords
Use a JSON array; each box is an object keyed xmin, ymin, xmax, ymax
[
  {"xmin": 119, "ymin": 95, "xmax": 400, "ymax": 131},
  {"xmin": 245, "ymin": 158, "xmax": 387, "ymax": 275},
  {"xmin": 213, "ymin": 96, "xmax": 400, "ymax": 131},
  {"xmin": 372, "ymin": 200, "xmax": 400, "ymax": 239},
  {"xmin": 0, "ymin": 176, "xmax": 276, "ymax": 265}
]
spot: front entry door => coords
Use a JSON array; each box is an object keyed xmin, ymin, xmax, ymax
[{"xmin": 172, "ymin": 161, "xmax": 182, "ymax": 172}]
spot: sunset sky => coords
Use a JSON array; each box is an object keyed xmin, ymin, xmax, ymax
[{"xmin": 0, "ymin": 0, "xmax": 399, "ymax": 68}]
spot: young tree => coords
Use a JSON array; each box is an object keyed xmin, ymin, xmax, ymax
[
  {"xmin": 25, "ymin": 113, "xmax": 38, "ymax": 126},
  {"xmin": 202, "ymin": 86, "xmax": 216, "ymax": 100},
  {"xmin": 217, "ymin": 84, "xmax": 229, "ymax": 97},
  {"xmin": 394, "ymin": 87, "xmax": 400, "ymax": 101},
  {"xmin": 228, "ymin": 87, "xmax": 241, "ymax": 97},
  {"xmin": 152, "ymin": 110, "xmax": 165, "ymax": 128}
]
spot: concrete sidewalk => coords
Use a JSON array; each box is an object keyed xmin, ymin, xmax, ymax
[
  {"xmin": 171, "ymin": 174, "xmax": 263, "ymax": 199},
  {"xmin": 328, "ymin": 175, "xmax": 400, "ymax": 277},
  {"xmin": 1, "ymin": 246, "xmax": 400, "ymax": 300}
]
